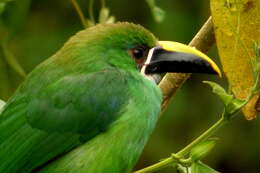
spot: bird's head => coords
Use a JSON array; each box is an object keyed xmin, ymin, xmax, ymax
[{"xmin": 62, "ymin": 22, "xmax": 221, "ymax": 82}]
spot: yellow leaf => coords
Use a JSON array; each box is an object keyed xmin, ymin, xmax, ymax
[{"xmin": 211, "ymin": 0, "xmax": 260, "ymax": 120}]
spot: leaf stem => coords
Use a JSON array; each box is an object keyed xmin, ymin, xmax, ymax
[
  {"xmin": 70, "ymin": 0, "xmax": 88, "ymax": 28},
  {"xmin": 134, "ymin": 116, "xmax": 227, "ymax": 173},
  {"xmin": 176, "ymin": 116, "xmax": 226, "ymax": 157},
  {"xmin": 89, "ymin": 0, "xmax": 95, "ymax": 24},
  {"xmin": 1, "ymin": 40, "xmax": 26, "ymax": 77},
  {"xmin": 101, "ymin": 0, "xmax": 105, "ymax": 8},
  {"xmin": 134, "ymin": 158, "xmax": 173, "ymax": 173}
]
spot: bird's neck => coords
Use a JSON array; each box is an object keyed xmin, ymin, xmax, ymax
[{"xmin": 88, "ymin": 75, "xmax": 162, "ymax": 172}]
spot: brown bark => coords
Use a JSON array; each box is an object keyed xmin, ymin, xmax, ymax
[{"xmin": 159, "ymin": 17, "xmax": 216, "ymax": 112}]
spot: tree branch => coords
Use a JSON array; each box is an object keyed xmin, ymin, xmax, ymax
[{"xmin": 159, "ymin": 17, "xmax": 216, "ymax": 112}]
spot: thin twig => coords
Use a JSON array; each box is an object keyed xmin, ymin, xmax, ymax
[
  {"xmin": 70, "ymin": 0, "xmax": 88, "ymax": 28},
  {"xmin": 101, "ymin": 0, "xmax": 105, "ymax": 8},
  {"xmin": 89, "ymin": 0, "xmax": 95, "ymax": 24},
  {"xmin": 134, "ymin": 116, "xmax": 226, "ymax": 173}
]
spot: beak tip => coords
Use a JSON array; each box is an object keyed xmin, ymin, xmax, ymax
[
  {"xmin": 217, "ymin": 71, "xmax": 222, "ymax": 78},
  {"xmin": 212, "ymin": 65, "xmax": 222, "ymax": 78}
]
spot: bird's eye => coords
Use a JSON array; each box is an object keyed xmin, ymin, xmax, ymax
[
  {"xmin": 128, "ymin": 46, "xmax": 148, "ymax": 65},
  {"xmin": 128, "ymin": 46, "xmax": 148, "ymax": 70},
  {"xmin": 132, "ymin": 48, "xmax": 145, "ymax": 59}
]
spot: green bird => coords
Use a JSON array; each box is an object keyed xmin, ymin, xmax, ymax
[{"xmin": 0, "ymin": 22, "xmax": 221, "ymax": 173}]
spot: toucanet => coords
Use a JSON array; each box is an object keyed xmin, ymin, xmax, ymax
[{"xmin": 0, "ymin": 22, "xmax": 221, "ymax": 173}]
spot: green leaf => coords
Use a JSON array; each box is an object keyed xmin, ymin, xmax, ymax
[
  {"xmin": 191, "ymin": 161, "xmax": 220, "ymax": 173},
  {"xmin": 190, "ymin": 139, "xmax": 217, "ymax": 161},
  {"xmin": 203, "ymin": 81, "xmax": 233, "ymax": 106},
  {"xmin": 225, "ymin": 98, "xmax": 245, "ymax": 115},
  {"xmin": 203, "ymin": 81, "xmax": 245, "ymax": 115},
  {"xmin": 105, "ymin": 16, "xmax": 115, "ymax": 24},
  {"xmin": 145, "ymin": 0, "xmax": 165, "ymax": 23},
  {"xmin": 177, "ymin": 164, "xmax": 191, "ymax": 173},
  {"xmin": 151, "ymin": 7, "xmax": 165, "ymax": 23},
  {"xmin": 0, "ymin": 99, "xmax": 5, "ymax": 107},
  {"xmin": 0, "ymin": 99, "xmax": 5, "ymax": 114},
  {"xmin": 99, "ymin": 7, "xmax": 109, "ymax": 23},
  {"xmin": 0, "ymin": 2, "xmax": 6, "ymax": 15},
  {"xmin": 98, "ymin": 7, "xmax": 115, "ymax": 24}
]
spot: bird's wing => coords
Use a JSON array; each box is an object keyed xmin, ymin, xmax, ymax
[
  {"xmin": 26, "ymin": 69, "xmax": 130, "ymax": 134},
  {"xmin": 0, "ymin": 69, "xmax": 130, "ymax": 173}
]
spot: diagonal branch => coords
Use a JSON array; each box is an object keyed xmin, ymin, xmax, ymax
[{"xmin": 159, "ymin": 17, "xmax": 216, "ymax": 112}]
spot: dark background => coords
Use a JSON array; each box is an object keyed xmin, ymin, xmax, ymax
[{"xmin": 0, "ymin": 0, "xmax": 259, "ymax": 172}]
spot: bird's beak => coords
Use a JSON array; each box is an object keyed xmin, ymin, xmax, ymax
[{"xmin": 141, "ymin": 41, "xmax": 222, "ymax": 78}]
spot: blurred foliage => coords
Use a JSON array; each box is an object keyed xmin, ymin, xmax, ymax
[
  {"xmin": 191, "ymin": 161, "xmax": 220, "ymax": 173},
  {"xmin": 0, "ymin": 0, "xmax": 259, "ymax": 173},
  {"xmin": 190, "ymin": 138, "xmax": 217, "ymax": 162},
  {"xmin": 0, "ymin": 0, "xmax": 30, "ymax": 99},
  {"xmin": 145, "ymin": 0, "xmax": 165, "ymax": 22}
]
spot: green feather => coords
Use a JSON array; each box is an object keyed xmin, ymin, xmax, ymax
[
  {"xmin": 39, "ymin": 75, "xmax": 161, "ymax": 173},
  {"xmin": 0, "ymin": 22, "xmax": 161, "ymax": 173},
  {"xmin": 27, "ymin": 70, "xmax": 130, "ymax": 134}
]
